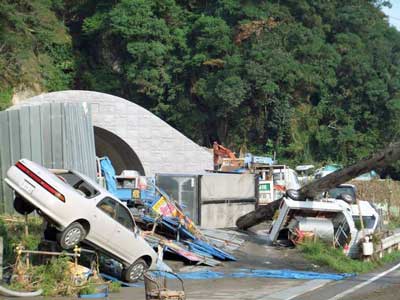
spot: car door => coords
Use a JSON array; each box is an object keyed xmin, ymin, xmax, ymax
[
  {"xmin": 89, "ymin": 197, "xmax": 118, "ymax": 250},
  {"xmin": 109, "ymin": 203, "xmax": 140, "ymax": 263}
]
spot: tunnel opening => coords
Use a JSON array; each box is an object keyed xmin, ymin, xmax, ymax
[{"xmin": 94, "ymin": 126, "xmax": 145, "ymax": 175}]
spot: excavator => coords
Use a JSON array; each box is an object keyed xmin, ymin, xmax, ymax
[{"xmin": 212, "ymin": 142, "xmax": 244, "ymax": 171}]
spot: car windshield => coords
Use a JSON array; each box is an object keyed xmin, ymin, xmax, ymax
[
  {"xmin": 352, "ymin": 216, "xmax": 376, "ymax": 229},
  {"xmin": 327, "ymin": 186, "xmax": 356, "ymax": 199}
]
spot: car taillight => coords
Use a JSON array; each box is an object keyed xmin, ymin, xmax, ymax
[{"xmin": 16, "ymin": 161, "xmax": 65, "ymax": 202}]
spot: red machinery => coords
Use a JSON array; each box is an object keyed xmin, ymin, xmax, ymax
[{"xmin": 212, "ymin": 142, "xmax": 242, "ymax": 171}]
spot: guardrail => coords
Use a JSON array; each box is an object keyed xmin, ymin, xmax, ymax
[{"xmin": 374, "ymin": 232, "xmax": 400, "ymax": 258}]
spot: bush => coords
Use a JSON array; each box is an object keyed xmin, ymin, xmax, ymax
[
  {"xmin": 9, "ymin": 256, "xmax": 72, "ymax": 295},
  {"xmin": 299, "ymin": 240, "xmax": 400, "ymax": 274},
  {"xmin": 0, "ymin": 216, "xmax": 42, "ymax": 265}
]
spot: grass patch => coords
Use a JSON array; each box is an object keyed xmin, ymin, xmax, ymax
[
  {"xmin": 299, "ymin": 240, "xmax": 400, "ymax": 274},
  {"xmin": 388, "ymin": 215, "xmax": 400, "ymax": 230},
  {"xmin": 0, "ymin": 87, "xmax": 13, "ymax": 110}
]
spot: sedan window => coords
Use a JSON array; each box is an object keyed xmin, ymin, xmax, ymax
[
  {"xmin": 97, "ymin": 197, "xmax": 117, "ymax": 219},
  {"xmin": 115, "ymin": 204, "xmax": 134, "ymax": 231},
  {"xmin": 58, "ymin": 172, "xmax": 99, "ymax": 198}
]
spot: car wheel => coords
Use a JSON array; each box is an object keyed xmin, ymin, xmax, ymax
[
  {"xmin": 13, "ymin": 194, "xmax": 35, "ymax": 215},
  {"xmin": 57, "ymin": 222, "xmax": 86, "ymax": 249},
  {"xmin": 122, "ymin": 258, "xmax": 148, "ymax": 283}
]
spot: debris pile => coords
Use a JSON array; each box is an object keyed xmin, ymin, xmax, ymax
[
  {"xmin": 135, "ymin": 182, "xmax": 236, "ymax": 266},
  {"xmin": 99, "ymin": 157, "xmax": 238, "ymax": 267}
]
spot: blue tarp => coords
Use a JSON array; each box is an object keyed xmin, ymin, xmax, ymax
[
  {"xmin": 102, "ymin": 269, "xmax": 353, "ymax": 290},
  {"xmin": 99, "ymin": 157, "xmax": 117, "ymax": 195},
  {"xmin": 155, "ymin": 269, "xmax": 354, "ymax": 281}
]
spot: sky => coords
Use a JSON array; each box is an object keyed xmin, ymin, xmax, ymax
[{"xmin": 382, "ymin": 1, "xmax": 400, "ymax": 30}]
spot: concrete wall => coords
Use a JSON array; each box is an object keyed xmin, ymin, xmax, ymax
[
  {"xmin": 1, "ymin": 103, "xmax": 97, "ymax": 213},
  {"xmin": 11, "ymin": 90, "xmax": 213, "ymax": 176},
  {"xmin": 201, "ymin": 202, "xmax": 255, "ymax": 229},
  {"xmin": 199, "ymin": 173, "xmax": 257, "ymax": 228}
]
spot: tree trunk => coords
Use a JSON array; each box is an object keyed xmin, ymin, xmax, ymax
[
  {"xmin": 299, "ymin": 141, "xmax": 400, "ymax": 199},
  {"xmin": 236, "ymin": 199, "xmax": 281, "ymax": 230}
]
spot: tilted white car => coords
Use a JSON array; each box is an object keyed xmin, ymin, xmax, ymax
[{"xmin": 5, "ymin": 159, "xmax": 158, "ymax": 282}]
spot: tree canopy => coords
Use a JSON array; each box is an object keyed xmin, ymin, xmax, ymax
[{"xmin": 1, "ymin": 0, "xmax": 400, "ymax": 175}]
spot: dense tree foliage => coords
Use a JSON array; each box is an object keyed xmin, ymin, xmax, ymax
[
  {"xmin": 1, "ymin": 0, "xmax": 400, "ymax": 173},
  {"xmin": 0, "ymin": 0, "xmax": 75, "ymax": 108}
]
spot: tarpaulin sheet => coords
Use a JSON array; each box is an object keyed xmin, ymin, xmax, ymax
[
  {"xmin": 156, "ymin": 269, "xmax": 354, "ymax": 281},
  {"xmin": 99, "ymin": 157, "xmax": 117, "ymax": 195},
  {"xmin": 200, "ymin": 174, "xmax": 256, "ymax": 202}
]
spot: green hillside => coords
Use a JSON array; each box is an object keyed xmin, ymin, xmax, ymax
[{"xmin": 1, "ymin": 0, "xmax": 400, "ymax": 174}]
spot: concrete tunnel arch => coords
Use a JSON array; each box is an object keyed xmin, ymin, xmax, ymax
[
  {"xmin": 11, "ymin": 90, "xmax": 213, "ymax": 176},
  {"xmin": 94, "ymin": 126, "xmax": 145, "ymax": 175}
]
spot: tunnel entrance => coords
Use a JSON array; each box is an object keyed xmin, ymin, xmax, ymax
[{"xmin": 94, "ymin": 126, "xmax": 145, "ymax": 175}]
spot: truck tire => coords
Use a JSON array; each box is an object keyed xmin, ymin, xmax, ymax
[
  {"xmin": 57, "ymin": 222, "xmax": 86, "ymax": 249},
  {"xmin": 13, "ymin": 194, "xmax": 35, "ymax": 215},
  {"xmin": 122, "ymin": 258, "xmax": 148, "ymax": 283}
]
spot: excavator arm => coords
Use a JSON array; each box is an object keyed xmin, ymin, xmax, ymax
[{"xmin": 213, "ymin": 142, "xmax": 237, "ymax": 170}]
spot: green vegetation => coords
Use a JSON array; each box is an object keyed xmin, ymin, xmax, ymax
[
  {"xmin": 388, "ymin": 215, "xmax": 400, "ymax": 230},
  {"xmin": 0, "ymin": 216, "xmax": 120, "ymax": 296},
  {"xmin": 9, "ymin": 256, "xmax": 72, "ymax": 296},
  {"xmin": 299, "ymin": 240, "xmax": 400, "ymax": 274},
  {"xmin": 2, "ymin": 0, "xmax": 400, "ymax": 176},
  {"xmin": 0, "ymin": 88, "xmax": 13, "ymax": 110},
  {"xmin": 9, "ymin": 255, "xmax": 120, "ymax": 296},
  {"xmin": 0, "ymin": 0, "xmax": 75, "ymax": 99},
  {"xmin": 0, "ymin": 216, "xmax": 42, "ymax": 265}
]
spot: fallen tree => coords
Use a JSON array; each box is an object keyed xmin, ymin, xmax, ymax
[{"xmin": 236, "ymin": 141, "xmax": 400, "ymax": 230}]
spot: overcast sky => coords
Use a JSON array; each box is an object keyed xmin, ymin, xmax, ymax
[{"xmin": 382, "ymin": 1, "xmax": 400, "ymax": 30}]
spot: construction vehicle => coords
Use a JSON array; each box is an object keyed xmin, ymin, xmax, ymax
[
  {"xmin": 236, "ymin": 142, "xmax": 400, "ymax": 256},
  {"xmin": 212, "ymin": 142, "xmax": 275, "ymax": 172},
  {"xmin": 212, "ymin": 142, "xmax": 244, "ymax": 171}
]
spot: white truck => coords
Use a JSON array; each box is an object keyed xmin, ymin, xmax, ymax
[{"xmin": 269, "ymin": 184, "xmax": 379, "ymax": 257}]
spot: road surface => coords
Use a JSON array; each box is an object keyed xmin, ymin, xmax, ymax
[{"xmin": 294, "ymin": 260, "xmax": 400, "ymax": 300}]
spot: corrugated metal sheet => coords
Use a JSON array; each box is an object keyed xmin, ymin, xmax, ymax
[{"xmin": 0, "ymin": 102, "xmax": 97, "ymax": 213}]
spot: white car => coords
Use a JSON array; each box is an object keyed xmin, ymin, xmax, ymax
[{"xmin": 5, "ymin": 159, "xmax": 158, "ymax": 282}]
